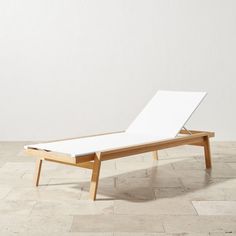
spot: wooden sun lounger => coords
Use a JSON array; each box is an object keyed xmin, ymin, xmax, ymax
[{"xmin": 24, "ymin": 91, "xmax": 214, "ymax": 200}]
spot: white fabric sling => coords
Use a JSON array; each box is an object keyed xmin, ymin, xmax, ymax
[{"xmin": 25, "ymin": 90, "xmax": 206, "ymax": 157}]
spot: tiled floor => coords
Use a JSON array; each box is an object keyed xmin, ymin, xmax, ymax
[{"xmin": 0, "ymin": 142, "xmax": 236, "ymax": 235}]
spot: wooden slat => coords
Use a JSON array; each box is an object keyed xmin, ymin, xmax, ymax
[
  {"xmin": 75, "ymin": 154, "xmax": 95, "ymax": 163},
  {"xmin": 100, "ymin": 133, "xmax": 207, "ymax": 161}
]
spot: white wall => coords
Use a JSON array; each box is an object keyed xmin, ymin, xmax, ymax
[{"xmin": 0, "ymin": 0, "xmax": 235, "ymax": 141}]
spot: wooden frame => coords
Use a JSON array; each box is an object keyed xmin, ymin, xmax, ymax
[{"xmin": 24, "ymin": 129, "xmax": 214, "ymax": 201}]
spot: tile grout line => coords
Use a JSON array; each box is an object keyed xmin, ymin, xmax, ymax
[{"xmin": 191, "ymin": 200, "xmax": 200, "ymax": 216}]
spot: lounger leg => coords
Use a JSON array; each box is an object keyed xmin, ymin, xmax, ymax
[
  {"xmin": 203, "ymin": 136, "xmax": 212, "ymax": 169},
  {"xmin": 89, "ymin": 153, "xmax": 101, "ymax": 201},
  {"xmin": 152, "ymin": 151, "xmax": 158, "ymax": 160},
  {"xmin": 34, "ymin": 158, "xmax": 43, "ymax": 186}
]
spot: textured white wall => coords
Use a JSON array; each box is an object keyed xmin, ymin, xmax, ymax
[{"xmin": 0, "ymin": 0, "xmax": 235, "ymax": 141}]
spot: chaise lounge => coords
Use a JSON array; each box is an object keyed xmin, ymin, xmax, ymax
[{"xmin": 24, "ymin": 90, "xmax": 214, "ymax": 200}]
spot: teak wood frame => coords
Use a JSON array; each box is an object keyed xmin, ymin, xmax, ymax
[{"xmin": 25, "ymin": 129, "xmax": 214, "ymax": 201}]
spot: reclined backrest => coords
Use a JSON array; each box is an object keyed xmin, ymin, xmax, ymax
[{"xmin": 126, "ymin": 90, "xmax": 207, "ymax": 139}]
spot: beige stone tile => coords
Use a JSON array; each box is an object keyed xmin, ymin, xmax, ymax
[
  {"xmin": 116, "ymin": 155, "xmax": 143, "ymax": 163},
  {"xmin": 181, "ymin": 181, "xmax": 214, "ymax": 191},
  {"xmin": 151, "ymin": 177, "xmax": 183, "ymax": 188},
  {"xmin": 204, "ymin": 153, "xmax": 236, "ymax": 163},
  {"xmin": 114, "ymin": 199, "xmax": 197, "ymax": 215},
  {"xmin": 11, "ymin": 162, "xmax": 89, "ymax": 181},
  {"xmin": 116, "ymin": 177, "xmax": 155, "ymax": 201},
  {"xmin": 183, "ymin": 188, "xmax": 226, "ymax": 201},
  {"xmin": 210, "ymin": 233, "xmax": 236, "ymax": 236},
  {"xmin": 115, "ymin": 187, "xmax": 156, "ymax": 201},
  {"xmin": 212, "ymin": 141, "xmax": 236, "ymax": 149},
  {"xmin": 172, "ymin": 160, "xmax": 205, "ymax": 170},
  {"xmin": 68, "ymin": 233, "xmax": 113, "ymax": 236},
  {"xmin": 154, "ymin": 187, "xmax": 186, "ymax": 199},
  {"xmin": 117, "ymin": 177, "xmax": 152, "ymax": 188},
  {"xmin": 192, "ymin": 201, "xmax": 236, "ymax": 215},
  {"xmin": 0, "ymin": 161, "xmax": 58, "ymax": 172},
  {"xmin": 116, "ymin": 169, "xmax": 148, "ymax": 179},
  {"xmin": 0, "ymin": 200, "xmax": 36, "ymax": 215},
  {"xmin": 80, "ymin": 184, "xmax": 155, "ymax": 201},
  {"xmin": 114, "ymin": 234, "xmax": 209, "ymax": 236},
  {"xmin": 3, "ymin": 232, "xmax": 112, "ymax": 236},
  {"xmin": 222, "ymin": 188, "xmax": 236, "ymax": 200},
  {"xmin": 115, "ymin": 156, "xmax": 156, "ymax": 172},
  {"xmin": 101, "ymin": 159, "xmax": 116, "ymax": 169},
  {"xmin": 0, "ymin": 186, "xmax": 12, "ymax": 199},
  {"xmin": 42, "ymin": 165, "xmax": 91, "ymax": 179},
  {"xmin": 0, "ymin": 142, "xmax": 29, "ymax": 157},
  {"xmin": 0, "ymin": 170, "xmax": 25, "ymax": 181},
  {"xmin": 210, "ymin": 178, "xmax": 236, "ymax": 189},
  {"xmin": 99, "ymin": 176, "xmax": 117, "ymax": 188},
  {"xmin": 115, "ymin": 234, "xmax": 209, "ymax": 236},
  {"xmin": 153, "ymin": 160, "xmax": 183, "ymax": 168},
  {"xmin": 179, "ymin": 172, "xmax": 214, "ymax": 191},
  {"xmin": 0, "ymin": 215, "xmax": 29, "ymax": 234},
  {"xmin": 80, "ymin": 178, "xmax": 116, "ymax": 199},
  {"xmin": 163, "ymin": 215, "xmax": 236, "ymax": 233},
  {"xmin": 0, "ymin": 165, "xmax": 51, "ymax": 188},
  {"xmin": 141, "ymin": 150, "xmax": 169, "ymax": 161},
  {"xmin": 71, "ymin": 215, "xmax": 164, "ymax": 232},
  {"xmin": 80, "ymin": 173, "xmax": 155, "ymax": 201},
  {"xmin": 80, "ymin": 190, "xmax": 115, "ymax": 201},
  {"xmin": 31, "ymin": 200, "xmax": 114, "ymax": 216},
  {"xmin": 114, "ymin": 233, "xmax": 157, "ymax": 236},
  {"xmin": 3, "ymin": 233, "xmax": 79, "ymax": 236},
  {"xmin": 147, "ymin": 167, "xmax": 178, "ymax": 178},
  {"xmin": 114, "ymin": 233, "xmax": 174, "ymax": 236},
  {"xmin": 177, "ymin": 234, "xmax": 209, "ymax": 236},
  {"xmin": 166, "ymin": 146, "xmax": 203, "ymax": 158},
  {"xmin": 79, "ymin": 180, "xmax": 118, "ymax": 201},
  {"xmin": 46, "ymin": 177, "xmax": 87, "ymax": 190},
  {"xmin": 175, "ymin": 169, "xmax": 211, "ymax": 179},
  {"xmin": 21, "ymin": 171, "xmax": 51, "ymax": 182},
  {"xmin": 212, "ymin": 147, "xmax": 236, "ymax": 156},
  {"xmin": 207, "ymin": 163, "xmax": 236, "ymax": 178},
  {"xmin": 0, "ymin": 161, "xmax": 8, "ymax": 167},
  {"xmin": 5, "ymin": 186, "xmax": 82, "ymax": 201},
  {"xmin": 228, "ymin": 163, "xmax": 236, "ymax": 169},
  {"xmin": 0, "ymin": 174, "xmax": 45, "ymax": 188},
  {"xmin": 23, "ymin": 215, "xmax": 73, "ymax": 233},
  {"xmin": 154, "ymin": 186, "xmax": 226, "ymax": 201}
]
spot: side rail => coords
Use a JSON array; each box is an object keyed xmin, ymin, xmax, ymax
[{"xmin": 99, "ymin": 131, "xmax": 214, "ymax": 161}]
